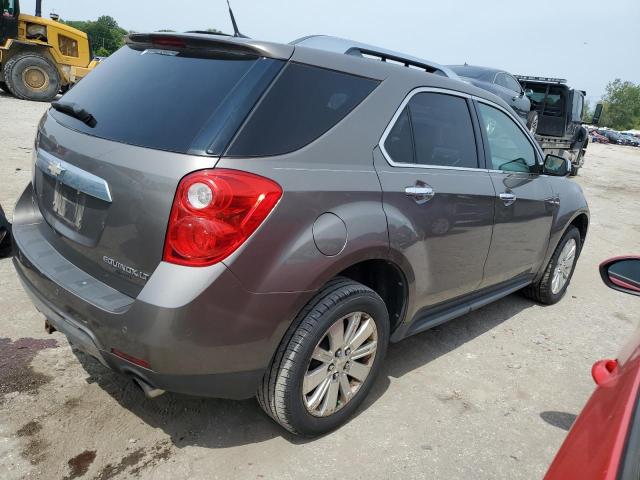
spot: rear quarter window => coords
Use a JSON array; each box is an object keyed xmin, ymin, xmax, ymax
[{"xmin": 226, "ymin": 63, "xmax": 379, "ymax": 157}]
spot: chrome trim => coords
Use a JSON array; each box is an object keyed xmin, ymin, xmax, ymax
[
  {"xmin": 36, "ymin": 150, "xmax": 112, "ymax": 203},
  {"xmin": 405, "ymin": 185, "xmax": 435, "ymax": 204},
  {"xmin": 378, "ymin": 87, "xmax": 485, "ymax": 172}
]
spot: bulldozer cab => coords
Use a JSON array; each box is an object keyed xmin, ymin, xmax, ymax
[{"xmin": 1, "ymin": 0, "xmax": 19, "ymax": 43}]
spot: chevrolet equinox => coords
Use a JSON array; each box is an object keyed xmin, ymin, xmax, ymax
[{"xmin": 11, "ymin": 33, "xmax": 589, "ymax": 436}]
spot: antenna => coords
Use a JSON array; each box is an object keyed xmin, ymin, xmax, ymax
[{"xmin": 226, "ymin": 0, "xmax": 248, "ymax": 38}]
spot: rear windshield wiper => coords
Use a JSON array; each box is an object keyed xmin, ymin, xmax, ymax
[{"xmin": 51, "ymin": 101, "xmax": 97, "ymax": 128}]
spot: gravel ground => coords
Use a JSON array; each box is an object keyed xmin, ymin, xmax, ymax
[{"xmin": 1, "ymin": 91, "xmax": 639, "ymax": 480}]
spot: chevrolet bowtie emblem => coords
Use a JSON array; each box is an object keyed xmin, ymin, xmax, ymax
[{"xmin": 47, "ymin": 161, "xmax": 65, "ymax": 177}]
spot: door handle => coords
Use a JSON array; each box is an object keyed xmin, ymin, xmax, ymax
[
  {"xmin": 545, "ymin": 196, "xmax": 560, "ymax": 206},
  {"xmin": 405, "ymin": 185, "xmax": 434, "ymax": 205},
  {"xmin": 499, "ymin": 192, "xmax": 517, "ymax": 206}
]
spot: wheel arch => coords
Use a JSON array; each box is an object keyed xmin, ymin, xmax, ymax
[
  {"xmin": 335, "ymin": 258, "xmax": 409, "ymax": 333},
  {"xmin": 535, "ymin": 210, "xmax": 589, "ymax": 283}
]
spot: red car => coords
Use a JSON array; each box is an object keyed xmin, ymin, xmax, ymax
[
  {"xmin": 591, "ymin": 131, "xmax": 610, "ymax": 144},
  {"xmin": 545, "ymin": 256, "xmax": 640, "ymax": 480}
]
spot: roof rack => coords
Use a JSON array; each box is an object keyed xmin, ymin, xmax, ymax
[
  {"xmin": 515, "ymin": 75, "xmax": 567, "ymax": 84},
  {"xmin": 291, "ymin": 35, "xmax": 459, "ymax": 79}
]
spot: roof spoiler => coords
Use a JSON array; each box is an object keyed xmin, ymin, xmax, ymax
[{"xmin": 125, "ymin": 33, "xmax": 293, "ymax": 60}]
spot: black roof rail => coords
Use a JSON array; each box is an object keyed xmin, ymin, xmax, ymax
[
  {"xmin": 515, "ymin": 75, "xmax": 567, "ymax": 84},
  {"xmin": 291, "ymin": 35, "xmax": 459, "ymax": 79}
]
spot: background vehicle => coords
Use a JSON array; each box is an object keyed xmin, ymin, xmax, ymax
[
  {"xmin": 545, "ymin": 256, "xmax": 640, "ymax": 480},
  {"xmin": 448, "ymin": 64, "xmax": 538, "ymax": 133},
  {"xmin": 590, "ymin": 131, "xmax": 609, "ymax": 144},
  {"xmin": 620, "ymin": 133, "xmax": 640, "ymax": 147},
  {"xmin": 598, "ymin": 129, "xmax": 624, "ymax": 144},
  {"xmin": 0, "ymin": 0, "xmax": 97, "ymax": 101},
  {"xmin": 12, "ymin": 33, "xmax": 588, "ymax": 436},
  {"xmin": 517, "ymin": 76, "xmax": 594, "ymax": 176}
]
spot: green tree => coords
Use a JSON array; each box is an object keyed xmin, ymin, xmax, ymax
[
  {"xmin": 64, "ymin": 16, "xmax": 127, "ymax": 57},
  {"xmin": 599, "ymin": 79, "xmax": 640, "ymax": 130},
  {"xmin": 582, "ymin": 98, "xmax": 593, "ymax": 122}
]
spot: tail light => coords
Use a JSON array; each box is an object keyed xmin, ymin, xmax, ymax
[{"xmin": 163, "ymin": 169, "xmax": 282, "ymax": 267}]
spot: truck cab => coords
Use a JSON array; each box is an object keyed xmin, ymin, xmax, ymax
[{"xmin": 516, "ymin": 76, "xmax": 589, "ymax": 175}]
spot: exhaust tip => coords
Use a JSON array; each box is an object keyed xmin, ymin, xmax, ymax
[{"xmin": 131, "ymin": 377, "xmax": 165, "ymax": 399}]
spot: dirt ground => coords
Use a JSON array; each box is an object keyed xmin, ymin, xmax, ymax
[{"xmin": 1, "ymin": 90, "xmax": 639, "ymax": 480}]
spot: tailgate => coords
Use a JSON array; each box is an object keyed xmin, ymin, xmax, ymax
[{"xmin": 33, "ymin": 114, "xmax": 216, "ymax": 297}]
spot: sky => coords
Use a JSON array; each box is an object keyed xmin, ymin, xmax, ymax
[{"xmin": 20, "ymin": 0, "xmax": 640, "ymax": 102}]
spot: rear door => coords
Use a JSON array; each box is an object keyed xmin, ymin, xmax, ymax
[
  {"xmin": 374, "ymin": 89, "xmax": 495, "ymax": 308},
  {"xmin": 475, "ymin": 100, "xmax": 554, "ymax": 287}
]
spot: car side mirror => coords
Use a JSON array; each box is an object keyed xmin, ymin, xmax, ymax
[
  {"xmin": 600, "ymin": 257, "xmax": 640, "ymax": 296},
  {"xmin": 543, "ymin": 154, "xmax": 570, "ymax": 176},
  {"xmin": 524, "ymin": 88, "xmax": 533, "ymax": 97}
]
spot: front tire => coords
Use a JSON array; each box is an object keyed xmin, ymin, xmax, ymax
[
  {"xmin": 523, "ymin": 227, "xmax": 581, "ymax": 305},
  {"xmin": 3, "ymin": 53, "xmax": 61, "ymax": 102},
  {"xmin": 257, "ymin": 278, "xmax": 389, "ymax": 436}
]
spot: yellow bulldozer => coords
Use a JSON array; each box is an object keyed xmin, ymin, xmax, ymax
[{"xmin": 1, "ymin": 0, "xmax": 98, "ymax": 101}]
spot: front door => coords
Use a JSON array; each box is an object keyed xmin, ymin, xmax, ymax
[
  {"xmin": 0, "ymin": 0, "xmax": 19, "ymax": 44},
  {"xmin": 375, "ymin": 89, "xmax": 495, "ymax": 311},
  {"xmin": 475, "ymin": 100, "xmax": 555, "ymax": 287}
]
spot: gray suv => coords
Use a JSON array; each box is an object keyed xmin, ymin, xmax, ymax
[{"xmin": 11, "ymin": 33, "xmax": 589, "ymax": 436}]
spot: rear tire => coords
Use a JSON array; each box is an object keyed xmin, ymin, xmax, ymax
[
  {"xmin": 257, "ymin": 277, "xmax": 389, "ymax": 436},
  {"xmin": 3, "ymin": 53, "xmax": 61, "ymax": 102},
  {"xmin": 569, "ymin": 150, "xmax": 584, "ymax": 176},
  {"xmin": 527, "ymin": 111, "xmax": 539, "ymax": 135},
  {"xmin": 523, "ymin": 227, "xmax": 581, "ymax": 305}
]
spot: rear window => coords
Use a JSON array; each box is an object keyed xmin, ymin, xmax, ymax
[
  {"xmin": 226, "ymin": 63, "xmax": 379, "ymax": 156},
  {"xmin": 49, "ymin": 46, "xmax": 283, "ymax": 155},
  {"xmin": 526, "ymin": 83, "xmax": 566, "ymax": 117}
]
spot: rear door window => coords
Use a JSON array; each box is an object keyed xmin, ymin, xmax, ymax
[
  {"xmin": 227, "ymin": 63, "xmax": 379, "ymax": 156},
  {"xmin": 383, "ymin": 92, "xmax": 478, "ymax": 169},
  {"xmin": 49, "ymin": 46, "xmax": 282, "ymax": 155}
]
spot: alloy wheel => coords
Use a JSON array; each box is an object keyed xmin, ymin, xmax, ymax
[
  {"xmin": 551, "ymin": 238, "xmax": 577, "ymax": 294},
  {"xmin": 302, "ymin": 311, "xmax": 378, "ymax": 417}
]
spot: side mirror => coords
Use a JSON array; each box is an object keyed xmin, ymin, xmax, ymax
[
  {"xmin": 543, "ymin": 154, "xmax": 570, "ymax": 176},
  {"xmin": 591, "ymin": 103, "xmax": 603, "ymax": 126},
  {"xmin": 600, "ymin": 257, "xmax": 640, "ymax": 296},
  {"xmin": 524, "ymin": 88, "xmax": 533, "ymax": 97}
]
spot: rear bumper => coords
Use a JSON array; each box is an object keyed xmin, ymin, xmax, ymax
[{"xmin": 12, "ymin": 184, "xmax": 312, "ymax": 399}]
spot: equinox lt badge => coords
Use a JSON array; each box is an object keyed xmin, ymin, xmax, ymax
[{"xmin": 103, "ymin": 256, "xmax": 150, "ymax": 281}]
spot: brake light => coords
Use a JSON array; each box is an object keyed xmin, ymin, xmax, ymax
[
  {"xmin": 163, "ymin": 169, "xmax": 282, "ymax": 267},
  {"xmin": 152, "ymin": 36, "xmax": 186, "ymax": 48}
]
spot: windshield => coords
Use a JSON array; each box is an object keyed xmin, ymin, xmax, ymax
[
  {"xmin": 2, "ymin": 0, "xmax": 16, "ymax": 16},
  {"xmin": 49, "ymin": 45, "xmax": 283, "ymax": 155},
  {"xmin": 448, "ymin": 65, "xmax": 492, "ymax": 80}
]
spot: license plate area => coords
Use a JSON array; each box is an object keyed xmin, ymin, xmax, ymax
[{"xmin": 52, "ymin": 181, "xmax": 86, "ymax": 230}]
